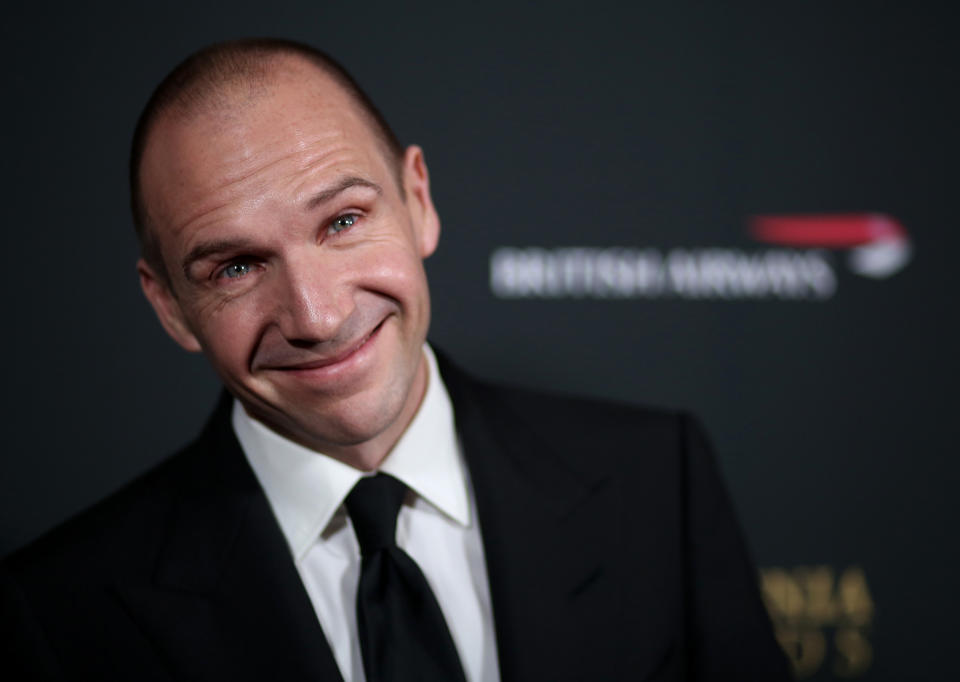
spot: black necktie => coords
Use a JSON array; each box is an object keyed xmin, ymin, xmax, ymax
[{"xmin": 345, "ymin": 473, "xmax": 468, "ymax": 682}]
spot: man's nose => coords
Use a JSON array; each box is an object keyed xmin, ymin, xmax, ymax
[{"xmin": 272, "ymin": 253, "xmax": 353, "ymax": 345}]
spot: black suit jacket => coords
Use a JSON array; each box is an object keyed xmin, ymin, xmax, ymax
[{"xmin": 2, "ymin": 356, "xmax": 791, "ymax": 681}]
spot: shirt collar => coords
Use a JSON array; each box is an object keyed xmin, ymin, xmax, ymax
[{"xmin": 232, "ymin": 344, "xmax": 470, "ymax": 561}]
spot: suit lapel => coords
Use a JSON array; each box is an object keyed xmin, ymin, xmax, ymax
[
  {"xmin": 118, "ymin": 395, "xmax": 343, "ymax": 682},
  {"xmin": 114, "ymin": 359, "xmax": 655, "ymax": 681},
  {"xmin": 439, "ymin": 356, "xmax": 625, "ymax": 682}
]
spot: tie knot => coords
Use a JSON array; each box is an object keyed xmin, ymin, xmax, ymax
[{"xmin": 345, "ymin": 473, "xmax": 407, "ymax": 554}]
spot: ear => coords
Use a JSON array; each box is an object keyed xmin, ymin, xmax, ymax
[
  {"xmin": 401, "ymin": 145, "xmax": 440, "ymax": 258},
  {"xmin": 137, "ymin": 258, "xmax": 203, "ymax": 353}
]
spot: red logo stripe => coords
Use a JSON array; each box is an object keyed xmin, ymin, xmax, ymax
[{"xmin": 750, "ymin": 213, "xmax": 906, "ymax": 248}]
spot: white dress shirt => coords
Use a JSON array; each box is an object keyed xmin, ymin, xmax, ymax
[{"xmin": 232, "ymin": 345, "xmax": 500, "ymax": 682}]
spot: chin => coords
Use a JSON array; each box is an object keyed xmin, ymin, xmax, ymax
[
  {"xmin": 283, "ymin": 385, "xmax": 409, "ymax": 451},
  {"xmin": 236, "ymin": 344, "xmax": 424, "ymax": 456}
]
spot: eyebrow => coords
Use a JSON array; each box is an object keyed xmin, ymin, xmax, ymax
[
  {"xmin": 182, "ymin": 237, "xmax": 260, "ymax": 279},
  {"xmin": 180, "ymin": 176, "xmax": 384, "ymax": 278},
  {"xmin": 304, "ymin": 176, "xmax": 382, "ymax": 211}
]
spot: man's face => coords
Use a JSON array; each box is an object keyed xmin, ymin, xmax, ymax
[{"xmin": 137, "ymin": 61, "xmax": 440, "ymax": 468}]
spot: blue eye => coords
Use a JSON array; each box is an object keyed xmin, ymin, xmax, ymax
[
  {"xmin": 330, "ymin": 214, "xmax": 358, "ymax": 233},
  {"xmin": 221, "ymin": 263, "xmax": 252, "ymax": 279}
]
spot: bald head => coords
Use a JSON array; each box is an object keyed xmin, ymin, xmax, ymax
[{"xmin": 130, "ymin": 39, "xmax": 404, "ymax": 281}]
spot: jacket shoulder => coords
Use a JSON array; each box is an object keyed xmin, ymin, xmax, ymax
[{"xmin": 445, "ymin": 361, "xmax": 698, "ymax": 476}]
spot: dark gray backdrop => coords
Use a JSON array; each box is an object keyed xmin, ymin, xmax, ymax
[{"xmin": 4, "ymin": 2, "xmax": 957, "ymax": 680}]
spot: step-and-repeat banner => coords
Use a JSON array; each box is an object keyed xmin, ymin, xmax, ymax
[{"xmin": 5, "ymin": 3, "xmax": 956, "ymax": 680}]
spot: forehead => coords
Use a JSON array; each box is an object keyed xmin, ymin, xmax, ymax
[{"xmin": 139, "ymin": 60, "xmax": 393, "ymax": 241}]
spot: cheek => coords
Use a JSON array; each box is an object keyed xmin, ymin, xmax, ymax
[
  {"xmin": 357, "ymin": 243, "xmax": 430, "ymax": 308},
  {"xmin": 191, "ymin": 296, "xmax": 269, "ymax": 372},
  {"xmin": 373, "ymin": 263, "xmax": 430, "ymax": 326}
]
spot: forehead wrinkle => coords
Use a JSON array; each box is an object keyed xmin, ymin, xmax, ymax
[
  {"xmin": 145, "ymin": 63, "xmax": 396, "ymax": 267},
  {"xmin": 168, "ymin": 194, "xmax": 248, "ymax": 244},
  {"xmin": 169, "ymin": 131, "xmax": 349, "ymax": 240},
  {"xmin": 211, "ymin": 127, "xmax": 345, "ymax": 197}
]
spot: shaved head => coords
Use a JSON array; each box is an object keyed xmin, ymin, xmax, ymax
[{"xmin": 130, "ymin": 38, "xmax": 404, "ymax": 281}]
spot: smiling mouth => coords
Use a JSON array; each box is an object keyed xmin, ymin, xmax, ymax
[{"xmin": 277, "ymin": 319, "xmax": 385, "ymax": 372}]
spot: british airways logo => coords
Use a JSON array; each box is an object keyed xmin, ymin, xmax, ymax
[
  {"xmin": 489, "ymin": 213, "xmax": 910, "ymax": 301},
  {"xmin": 750, "ymin": 213, "xmax": 911, "ymax": 280}
]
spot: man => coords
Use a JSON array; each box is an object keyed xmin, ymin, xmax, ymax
[{"xmin": 2, "ymin": 39, "xmax": 791, "ymax": 681}]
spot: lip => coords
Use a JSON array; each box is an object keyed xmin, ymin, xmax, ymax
[{"xmin": 274, "ymin": 319, "xmax": 385, "ymax": 376}]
